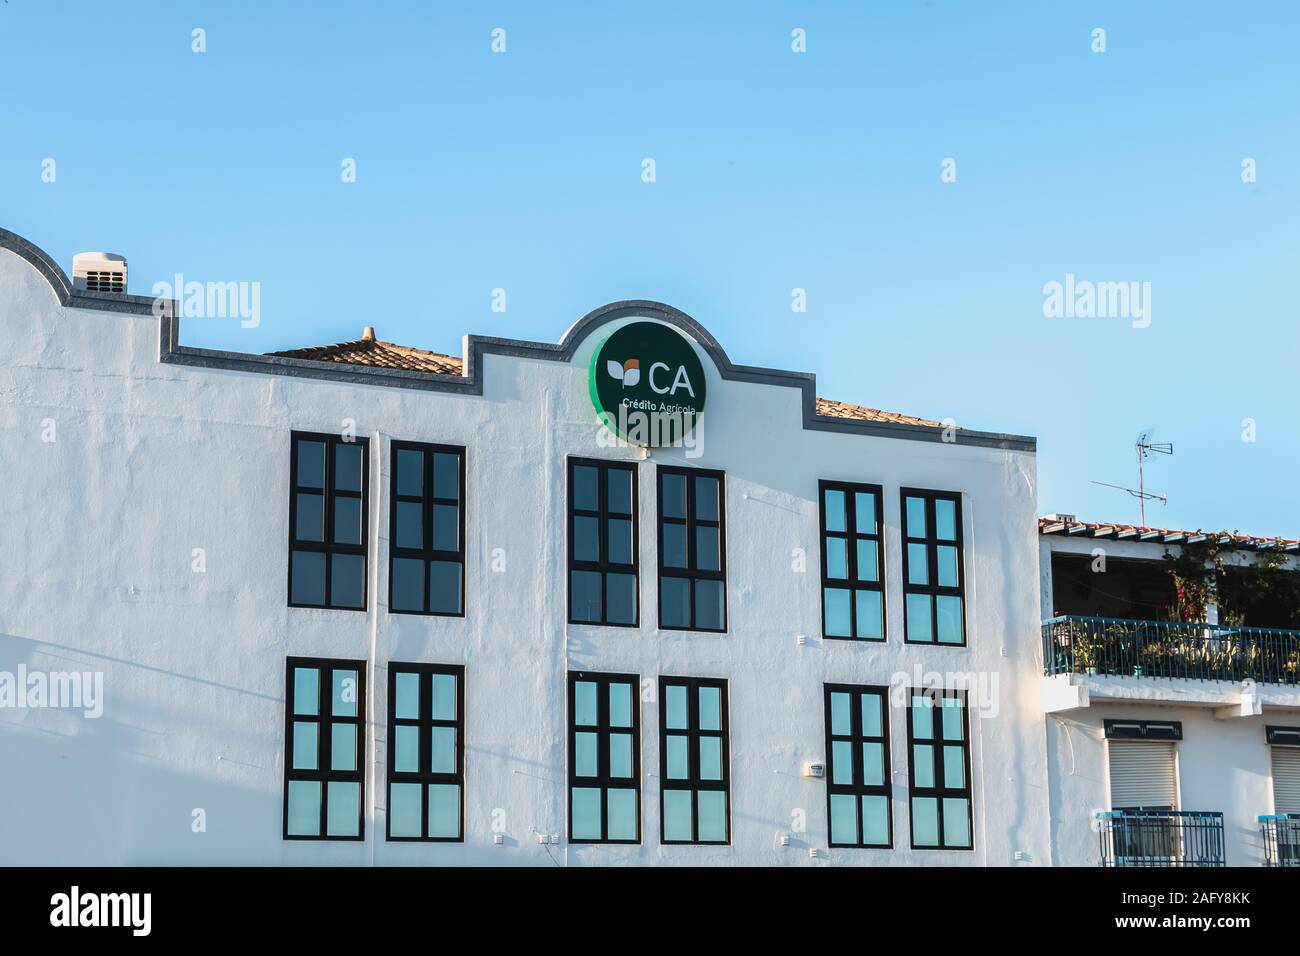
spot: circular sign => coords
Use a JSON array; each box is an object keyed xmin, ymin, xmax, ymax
[{"xmin": 589, "ymin": 320, "xmax": 707, "ymax": 446}]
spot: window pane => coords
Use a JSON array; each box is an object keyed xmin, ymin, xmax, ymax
[
  {"xmin": 335, "ymin": 443, "xmax": 362, "ymax": 493},
  {"xmin": 432, "ymin": 504, "xmax": 458, "ymax": 552},
  {"xmin": 395, "ymin": 500, "xmax": 422, "ymax": 549},
  {"xmin": 905, "ymin": 496, "xmax": 927, "ymax": 537},
  {"xmin": 661, "ymin": 576, "xmax": 690, "ymax": 628},
  {"xmin": 935, "ymin": 498, "xmax": 957, "ymax": 541},
  {"xmin": 326, "ymin": 781, "xmax": 360, "ymax": 836},
  {"xmin": 396, "ymin": 449, "xmax": 423, "ymax": 497},
  {"xmin": 943, "ymin": 745, "xmax": 965, "ymax": 789},
  {"xmin": 662, "ymin": 523, "xmax": 688, "ymax": 569},
  {"xmin": 941, "ymin": 697, "xmax": 964, "ymax": 740},
  {"xmin": 429, "ymin": 560, "xmax": 462, "ymax": 614},
  {"xmin": 332, "ymin": 670, "xmax": 358, "ymax": 717},
  {"xmin": 394, "ymin": 671, "xmax": 420, "ymax": 719},
  {"xmin": 698, "ymin": 791, "xmax": 727, "ymax": 842},
  {"xmin": 832, "ymin": 740, "xmax": 855, "ymax": 785},
  {"xmin": 862, "ymin": 742, "xmax": 885, "ymax": 786},
  {"xmin": 913, "ymin": 745, "xmax": 935, "ymax": 788},
  {"xmin": 855, "ymin": 589, "xmax": 883, "ymax": 640},
  {"xmin": 331, "ymin": 554, "xmax": 365, "ymax": 608},
  {"xmin": 295, "ymin": 492, "xmax": 324, "ymax": 542},
  {"xmin": 694, "ymin": 476, "xmax": 719, "ymax": 521},
  {"xmin": 698, "ymin": 686, "xmax": 721, "ymax": 731},
  {"xmin": 665, "ymin": 684, "xmax": 688, "ymax": 729},
  {"xmin": 334, "ymin": 496, "xmax": 362, "ymax": 545},
  {"xmin": 574, "ymin": 682, "xmax": 597, "ymax": 726},
  {"xmin": 389, "ymin": 782, "xmax": 422, "ymax": 837},
  {"xmin": 296, "ymin": 440, "xmax": 325, "ymax": 489},
  {"xmin": 605, "ymin": 573, "xmax": 636, "ymax": 625},
  {"xmin": 606, "ymin": 789, "xmax": 637, "ymax": 841},
  {"xmin": 823, "ymin": 489, "xmax": 846, "ymax": 532},
  {"xmin": 911, "ymin": 697, "xmax": 934, "ymax": 739},
  {"xmin": 936, "ymin": 546, "xmax": 958, "ymax": 587},
  {"xmin": 699, "ymin": 736, "xmax": 722, "ymax": 780},
  {"xmin": 610, "ymin": 733, "xmax": 633, "ymax": 777},
  {"xmin": 431, "ymin": 727, "xmax": 456, "ymax": 774},
  {"xmin": 861, "ymin": 693, "xmax": 882, "ymax": 738},
  {"xmin": 575, "ymin": 732, "xmax": 599, "ymax": 777},
  {"xmin": 607, "ymin": 518, "xmax": 633, "ymax": 565},
  {"xmin": 936, "ymin": 595, "xmax": 963, "ymax": 644},
  {"xmin": 830, "ymin": 794, "xmax": 858, "ymax": 845},
  {"xmin": 695, "ymin": 526, "xmax": 720, "ymax": 572},
  {"xmin": 667, "ymin": 734, "xmax": 689, "ymax": 779},
  {"xmin": 570, "ymin": 570, "xmax": 602, "ymax": 622},
  {"xmin": 663, "ymin": 790, "xmax": 693, "ymax": 841},
  {"xmin": 432, "ymin": 673, "xmax": 457, "ymax": 721},
  {"xmin": 331, "ymin": 723, "xmax": 357, "ymax": 771},
  {"xmin": 856, "ymin": 540, "xmax": 878, "ymax": 582},
  {"xmin": 661, "ymin": 473, "xmax": 687, "ymax": 519},
  {"xmin": 391, "ymin": 558, "xmax": 424, "ymax": 612},
  {"xmin": 394, "ymin": 724, "xmax": 419, "ymax": 772},
  {"xmin": 607, "ymin": 468, "xmax": 632, "ymax": 515},
  {"xmin": 830, "ymin": 691, "xmax": 851, "ymax": 736},
  {"xmin": 942, "ymin": 798, "xmax": 971, "ymax": 847},
  {"xmin": 571, "ymin": 788, "xmax": 602, "ymax": 840},
  {"xmin": 861, "ymin": 795, "xmax": 889, "ymax": 846},
  {"xmin": 290, "ymin": 551, "xmax": 326, "ymax": 606},
  {"xmin": 911, "ymin": 797, "xmax": 940, "ymax": 846},
  {"xmin": 428, "ymin": 784, "xmax": 460, "ymax": 838},
  {"xmin": 824, "ymin": 588, "xmax": 851, "ymax": 637},
  {"xmin": 293, "ymin": 667, "xmax": 319, "ymax": 716},
  {"xmin": 825, "ymin": 538, "xmax": 848, "ymax": 579},
  {"xmin": 694, "ymin": 579, "xmax": 724, "ymax": 630},
  {"xmin": 609, "ymin": 682, "xmax": 633, "ymax": 728},
  {"xmin": 573, "ymin": 466, "xmax": 599, "ymax": 512},
  {"xmin": 854, "ymin": 492, "xmax": 876, "ymax": 534},
  {"xmin": 286, "ymin": 781, "xmax": 321, "ymax": 836},
  {"xmin": 432, "ymin": 453, "xmax": 459, "ymax": 500},
  {"xmin": 906, "ymin": 593, "xmax": 934, "ymax": 642},
  {"xmin": 292, "ymin": 721, "xmax": 318, "ymax": 770},
  {"xmin": 906, "ymin": 543, "xmax": 929, "ymax": 585},
  {"xmin": 573, "ymin": 515, "xmax": 599, "ymax": 562}
]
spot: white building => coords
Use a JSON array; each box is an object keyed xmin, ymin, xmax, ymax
[{"xmin": 0, "ymin": 229, "xmax": 1051, "ymax": 865}]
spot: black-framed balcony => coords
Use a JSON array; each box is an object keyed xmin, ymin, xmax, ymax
[{"xmin": 1095, "ymin": 810, "xmax": 1225, "ymax": 867}]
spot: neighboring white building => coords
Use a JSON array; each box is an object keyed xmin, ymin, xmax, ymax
[
  {"xmin": 1039, "ymin": 517, "xmax": 1300, "ymax": 866},
  {"xmin": 0, "ymin": 230, "xmax": 1051, "ymax": 866}
]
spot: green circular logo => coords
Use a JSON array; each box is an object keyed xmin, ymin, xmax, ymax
[{"xmin": 589, "ymin": 321, "xmax": 707, "ymax": 446}]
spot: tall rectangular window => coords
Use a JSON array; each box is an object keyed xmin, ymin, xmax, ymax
[
  {"xmin": 389, "ymin": 442, "xmax": 465, "ymax": 616},
  {"xmin": 289, "ymin": 432, "xmax": 368, "ymax": 610},
  {"xmin": 567, "ymin": 458, "xmax": 638, "ymax": 626},
  {"xmin": 568, "ymin": 671, "xmax": 641, "ymax": 843},
  {"xmin": 284, "ymin": 657, "xmax": 366, "ymax": 840},
  {"xmin": 900, "ymin": 489, "xmax": 965, "ymax": 645},
  {"xmin": 387, "ymin": 663, "xmax": 464, "ymax": 841},
  {"xmin": 657, "ymin": 466, "xmax": 726, "ymax": 632},
  {"xmin": 659, "ymin": 677, "xmax": 730, "ymax": 844},
  {"xmin": 824, "ymin": 683, "xmax": 892, "ymax": 847},
  {"xmin": 906, "ymin": 688, "xmax": 972, "ymax": 850},
  {"xmin": 819, "ymin": 481, "xmax": 885, "ymax": 640}
]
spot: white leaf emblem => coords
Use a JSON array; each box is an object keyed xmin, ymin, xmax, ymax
[{"xmin": 607, "ymin": 360, "xmax": 624, "ymax": 381}]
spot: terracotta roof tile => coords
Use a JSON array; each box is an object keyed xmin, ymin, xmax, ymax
[
  {"xmin": 814, "ymin": 397, "xmax": 945, "ymax": 429},
  {"xmin": 1038, "ymin": 516, "xmax": 1300, "ymax": 551}
]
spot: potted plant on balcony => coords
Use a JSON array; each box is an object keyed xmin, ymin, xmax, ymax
[{"xmin": 1072, "ymin": 635, "xmax": 1098, "ymax": 675}]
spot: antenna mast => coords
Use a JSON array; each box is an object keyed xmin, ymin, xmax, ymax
[{"xmin": 1089, "ymin": 430, "xmax": 1173, "ymax": 525}]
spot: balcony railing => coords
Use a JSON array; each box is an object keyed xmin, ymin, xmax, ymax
[
  {"xmin": 1096, "ymin": 810, "xmax": 1225, "ymax": 867},
  {"xmin": 1260, "ymin": 814, "xmax": 1300, "ymax": 867},
  {"xmin": 1043, "ymin": 615, "xmax": 1300, "ymax": 685}
]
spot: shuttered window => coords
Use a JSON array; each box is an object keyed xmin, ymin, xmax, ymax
[
  {"xmin": 1108, "ymin": 741, "xmax": 1177, "ymax": 810},
  {"xmin": 1271, "ymin": 747, "xmax": 1300, "ymax": 814}
]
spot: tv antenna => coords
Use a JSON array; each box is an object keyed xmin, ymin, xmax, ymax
[{"xmin": 1089, "ymin": 430, "xmax": 1173, "ymax": 525}]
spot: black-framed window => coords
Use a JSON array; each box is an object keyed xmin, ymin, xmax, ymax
[
  {"xmin": 824, "ymin": 683, "xmax": 892, "ymax": 847},
  {"xmin": 288, "ymin": 432, "xmax": 368, "ymax": 610},
  {"xmin": 568, "ymin": 458, "xmax": 638, "ymax": 626},
  {"xmin": 568, "ymin": 671, "xmax": 640, "ymax": 843},
  {"xmin": 284, "ymin": 657, "xmax": 366, "ymax": 840},
  {"xmin": 819, "ymin": 481, "xmax": 885, "ymax": 641},
  {"xmin": 389, "ymin": 442, "xmax": 465, "ymax": 616},
  {"xmin": 657, "ymin": 466, "xmax": 726, "ymax": 632},
  {"xmin": 900, "ymin": 489, "xmax": 965, "ymax": 645},
  {"xmin": 906, "ymin": 688, "xmax": 972, "ymax": 850},
  {"xmin": 660, "ymin": 677, "xmax": 730, "ymax": 844},
  {"xmin": 387, "ymin": 663, "xmax": 464, "ymax": 841}
]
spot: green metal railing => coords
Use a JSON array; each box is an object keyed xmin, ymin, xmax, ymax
[
  {"xmin": 1043, "ymin": 615, "xmax": 1300, "ymax": 685},
  {"xmin": 1260, "ymin": 814, "xmax": 1300, "ymax": 867},
  {"xmin": 1096, "ymin": 811, "xmax": 1225, "ymax": 867}
]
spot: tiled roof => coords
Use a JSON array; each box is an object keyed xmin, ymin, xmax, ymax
[
  {"xmin": 1038, "ymin": 516, "xmax": 1300, "ymax": 552},
  {"xmin": 268, "ymin": 330, "xmax": 946, "ymax": 428}
]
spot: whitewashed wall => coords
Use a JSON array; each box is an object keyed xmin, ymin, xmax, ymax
[{"xmin": 0, "ymin": 244, "xmax": 1049, "ymax": 865}]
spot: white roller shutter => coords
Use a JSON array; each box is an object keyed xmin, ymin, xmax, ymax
[
  {"xmin": 1108, "ymin": 741, "xmax": 1177, "ymax": 809},
  {"xmin": 1272, "ymin": 747, "xmax": 1300, "ymax": 814}
]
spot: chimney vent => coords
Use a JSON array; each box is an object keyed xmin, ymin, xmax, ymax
[
  {"xmin": 361, "ymin": 326, "xmax": 376, "ymax": 342},
  {"xmin": 72, "ymin": 252, "xmax": 127, "ymax": 294}
]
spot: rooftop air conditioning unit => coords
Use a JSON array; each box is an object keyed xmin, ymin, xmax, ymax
[{"xmin": 72, "ymin": 252, "xmax": 127, "ymax": 294}]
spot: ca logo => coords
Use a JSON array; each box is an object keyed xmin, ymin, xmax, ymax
[{"xmin": 607, "ymin": 358, "xmax": 641, "ymax": 388}]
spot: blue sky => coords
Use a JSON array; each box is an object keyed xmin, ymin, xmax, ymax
[{"xmin": 4, "ymin": 2, "xmax": 1298, "ymax": 536}]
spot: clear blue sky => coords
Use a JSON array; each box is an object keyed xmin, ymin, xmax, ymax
[{"xmin": 4, "ymin": 2, "xmax": 1297, "ymax": 536}]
